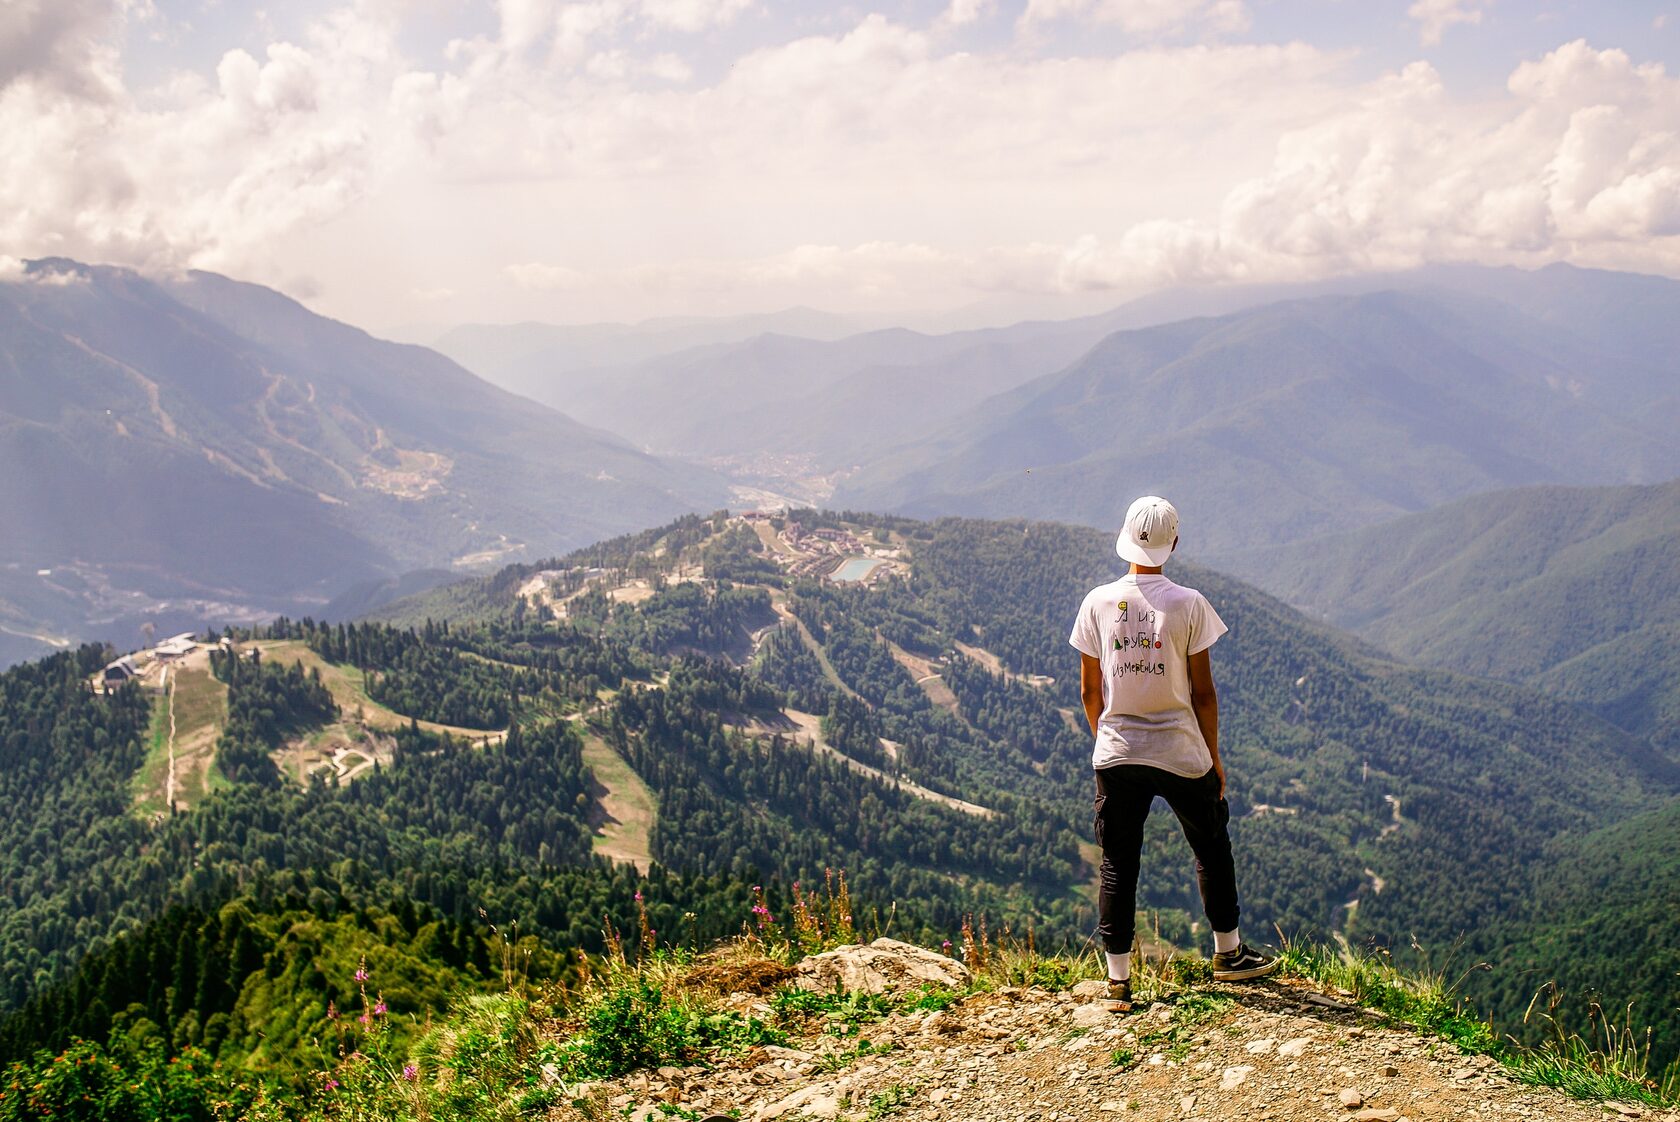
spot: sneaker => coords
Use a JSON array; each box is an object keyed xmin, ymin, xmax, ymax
[
  {"xmin": 1105, "ymin": 978, "xmax": 1132, "ymax": 1011},
  {"xmin": 1211, "ymin": 944, "xmax": 1279, "ymax": 982}
]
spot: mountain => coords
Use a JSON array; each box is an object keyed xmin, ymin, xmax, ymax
[
  {"xmin": 2, "ymin": 509, "xmax": 1677, "ymax": 1100},
  {"xmin": 434, "ymin": 302, "xmax": 1260, "ymax": 491},
  {"xmin": 431, "ymin": 307, "xmax": 867, "ymax": 402},
  {"xmin": 0, "ymin": 259, "xmax": 727, "ymax": 659},
  {"xmin": 375, "ymin": 511, "xmax": 1678, "ymax": 1057},
  {"xmin": 1208, "ymin": 479, "xmax": 1680, "ymax": 757},
  {"xmin": 834, "ymin": 284, "xmax": 1680, "ymax": 553}
]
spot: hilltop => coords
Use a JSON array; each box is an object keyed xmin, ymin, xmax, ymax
[{"xmin": 2, "ymin": 509, "xmax": 1678, "ymax": 1116}]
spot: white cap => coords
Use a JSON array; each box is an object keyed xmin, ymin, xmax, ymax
[{"xmin": 1116, "ymin": 495, "xmax": 1179, "ymax": 567}]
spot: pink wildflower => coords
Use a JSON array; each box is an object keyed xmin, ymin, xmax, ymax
[{"xmin": 402, "ymin": 1064, "xmax": 418, "ymax": 1082}]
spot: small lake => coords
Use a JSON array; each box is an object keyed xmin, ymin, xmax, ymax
[{"xmin": 831, "ymin": 557, "xmax": 882, "ymax": 582}]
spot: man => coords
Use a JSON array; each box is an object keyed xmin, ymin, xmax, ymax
[{"xmin": 1068, "ymin": 495, "xmax": 1277, "ymax": 1009}]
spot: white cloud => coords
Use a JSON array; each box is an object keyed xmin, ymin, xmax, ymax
[
  {"xmin": 2, "ymin": 6, "xmax": 1677, "ymax": 327},
  {"xmin": 1021, "ymin": 0, "xmax": 1249, "ymax": 36},
  {"xmin": 639, "ymin": 0, "xmax": 752, "ymax": 33},
  {"xmin": 0, "ymin": 0, "xmax": 117, "ymax": 94},
  {"xmin": 1408, "ymin": 0, "xmax": 1484, "ymax": 47},
  {"xmin": 0, "ymin": 255, "xmax": 25, "ymax": 282},
  {"xmin": 941, "ymin": 0, "xmax": 992, "ymax": 27}
]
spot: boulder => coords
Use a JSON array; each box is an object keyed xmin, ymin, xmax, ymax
[{"xmin": 793, "ymin": 938, "xmax": 971, "ymax": 994}]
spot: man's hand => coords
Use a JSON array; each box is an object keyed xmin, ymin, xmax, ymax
[{"xmin": 1212, "ymin": 756, "xmax": 1226, "ymax": 799}]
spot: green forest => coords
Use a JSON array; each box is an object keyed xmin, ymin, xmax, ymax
[{"xmin": 1, "ymin": 510, "xmax": 1676, "ymax": 1117}]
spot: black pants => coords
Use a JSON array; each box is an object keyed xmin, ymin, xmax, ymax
[{"xmin": 1094, "ymin": 764, "xmax": 1240, "ymax": 953}]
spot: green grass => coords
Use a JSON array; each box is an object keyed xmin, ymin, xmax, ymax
[
  {"xmin": 130, "ymin": 691, "xmax": 171, "ymax": 816},
  {"xmin": 1277, "ymin": 942, "xmax": 1678, "ymax": 1106}
]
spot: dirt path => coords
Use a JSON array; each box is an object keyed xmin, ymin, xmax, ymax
[
  {"xmin": 771, "ymin": 596, "xmax": 860, "ymax": 700},
  {"xmin": 773, "ymin": 709, "xmax": 995, "ymax": 819},
  {"xmin": 258, "ymin": 641, "xmax": 509, "ymax": 744},
  {"xmin": 884, "ymin": 639, "xmax": 961, "ymax": 714},
  {"xmin": 579, "ymin": 730, "xmax": 657, "ymax": 873}
]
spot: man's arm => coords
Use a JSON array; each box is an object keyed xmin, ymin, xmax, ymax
[
  {"xmin": 1188, "ymin": 648, "xmax": 1223, "ymax": 798},
  {"xmin": 1080, "ymin": 652, "xmax": 1104, "ymax": 736}
]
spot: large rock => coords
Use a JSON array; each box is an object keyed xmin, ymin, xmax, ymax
[{"xmin": 793, "ymin": 938, "xmax": 971, "ymax": 994}]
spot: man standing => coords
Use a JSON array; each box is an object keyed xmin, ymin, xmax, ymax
[{"xmin": 1068, "ymin": 495, "xmax": 1277, "ymax": 1009}]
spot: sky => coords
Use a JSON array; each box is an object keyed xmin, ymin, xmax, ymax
[{"xmin": 3, "ymin": 0, "xmax": 1679, "ymax": 334}]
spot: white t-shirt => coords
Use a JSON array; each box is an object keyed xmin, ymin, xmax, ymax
[{"xmin": 1068, "ymin": 573, "xmax": 1228, "ymax": 776}]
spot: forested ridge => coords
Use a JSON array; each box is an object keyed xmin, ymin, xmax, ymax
[{"xmin": 1, "ymin": 509, "xmax": 1676, "ymax": 1116}]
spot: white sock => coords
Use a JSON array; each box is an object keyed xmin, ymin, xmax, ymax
[
  {"xmin": 1213, "ymin": 929, "xmax": 1240, "ymax": 954},
  {"xmin": 1106, "ymin": 952, "xmax": 1131, "ymax": 982}
]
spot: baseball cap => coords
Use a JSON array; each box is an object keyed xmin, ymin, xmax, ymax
[{"xmin": 1116, "ymin": 496, "xmax": 1179, "ymax": 567}]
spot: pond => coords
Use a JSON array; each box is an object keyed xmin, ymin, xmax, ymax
[{"xmin": 831, "ymin": 557, "xmax": 882, "ymax": 582}]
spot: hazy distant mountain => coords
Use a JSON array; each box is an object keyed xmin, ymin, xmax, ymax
[
  {"xmin": 0, "ymin": 259, "xmax": 726, "ymax": 658},
  {"xmin": 462, "ymin": 304, "xmax": 1226, "ymax": 481},
  {"xmin": 432, "ymin": 307, "xmax": 866, "ymax": 401},
  {"xmin": 1211, "ymin": 479, "xmax": 1680, "ymax": 756},
  {"xmin": 835, "ymin": 282, "xmax": 1680, "ymax": 552}
]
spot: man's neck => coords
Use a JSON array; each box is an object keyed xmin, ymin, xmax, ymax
[{"xmin": 1129, "ymin": 563, "xmax": 1164, "ymax": 576}]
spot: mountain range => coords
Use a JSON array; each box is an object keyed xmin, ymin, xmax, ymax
[
  {"xmin": 0, "ymin": 259, "xmax": 726, "ymax": 662},
  {"xmin": 834, "ymin": 276, "xmax": 1680, "ymax": 554},
  {"xmin": 1212, "ymin": 479, "xmax": 1680, "ymax": 758}
]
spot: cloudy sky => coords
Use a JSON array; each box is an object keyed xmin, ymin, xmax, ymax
[{"xmin": 3, "ymin": 0, "xmax": 1678, "ymax": 333}]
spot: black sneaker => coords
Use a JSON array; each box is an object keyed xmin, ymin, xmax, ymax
[
  {"xmin": 1211, "ymin": 944, "xmax": 1279, "ymax": 982},
  {"xmin": 1105, "ymin": 978, "xmax": 1132, "ymax": 1011}
]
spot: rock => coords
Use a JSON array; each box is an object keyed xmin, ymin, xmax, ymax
[
  {"xmin": 1244, "ymin": 1037, "xmax": 1277, "ymax": 1055},
  {"xmin": 1451, "ymin": 1067, "xmax": 1476, "ymax": 1081},
  {"xmin": 1098, "ymin": 1102, "xmax": 1125, "ymax": 1113},
  {"xmin": 1278, "ymin": 1036, "xmax": 1313, "ymax": 1057},
  {"xmin": 1339, "ymin": 1088, "xmax": 1364, "ymax": 1108},
  {"xmin": 1305, "ymin": 993, "xmax": 1351, "ymax": 1010},
  {"xmin": 657, "ymin": 1066, "xmax": 683, "ymax": 1081},
  {"xmin": 1220, "ymin": 1066, "xmax": 1253, "ymax": 1091},
  {"xmin": 1180, "ymin": 1095, "xmax": 1198, "ymax": 1112},
  {"xmin": 922, "ymin": 1010, "xmax": 959, "ymax": 1035},
  {"xmin": 1379, "ymin": 1065, "xmax": 1399, "ymax": 1078},
  {"xmin": 1069, "ymin": 1004, "xmax": 1117, "ymax": 1028},
  {"xmin": 1607, "ymin": 1104, "xmax": 1643, "ymax": 1119},
  {"xmin": 794, "ymin": 938, "xmax": 972, "ymax": 995},
  {"xmin": 762, "ymin": 1046, "xmax": 815, "ymax": 1063},
  {"xmin": 757, "ymin": 1084, "xmax": 842, "ymax": 1120},
  {"xmin": 1069, "ymin": 980, "xmax": 1109, "ymax": 999},
  {"xmin": 1351, "ymin": 1111, "xmax": 1400, "ymax": 1122}
]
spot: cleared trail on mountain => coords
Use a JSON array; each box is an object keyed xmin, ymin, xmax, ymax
[{"xmin": 578, "ymin": 727, "xmax": 657, "ymax": 873}]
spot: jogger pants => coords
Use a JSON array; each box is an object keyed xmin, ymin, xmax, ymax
[{"xmin": 1093, "ymin": 763, "xmax": 1240, "ymax": 953}]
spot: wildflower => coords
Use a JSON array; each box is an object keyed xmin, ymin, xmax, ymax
[
  {"xmin": 326, "ymin": 1079, "xmax": 340, "ymax": 1092},
  {"xmin": 354, "ymin": 967, "xmax": 369, "ymax": 983},
  {"xmin": 374, "ymin": 1001, "xmax": 388, "ymax": 1016},
  {"xmin": 402, "ymin": 1064, "xmax": 418, "ymax": 1082},
  {"xmin": 327, "ymin": 1001, "xmax": 339, "ymax": 1020},
  {"xmin": 359, "ymin": 1013, "xmax": 371, "ymax": 1025},
  {"xmin": 634, "ymin": 890, "xmax": 643, "ymax": 901}
]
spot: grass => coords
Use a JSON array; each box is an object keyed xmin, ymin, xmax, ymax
[
  {"xmin": 1276, "ymin": 941, "xmax": 1680, "ymax": 1107},
  {"xmin": 275, "ymin": 887, "xmax": 1679, "ymax": 1122},
  {"xmin": 578, "ymin": 731, "xmax": 657, "ymax": 872},
  {"xmin": 131, "ymin": 688, "xmax": 172, "ymax": 816}
]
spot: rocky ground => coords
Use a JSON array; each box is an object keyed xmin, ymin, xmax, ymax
[{"xmin": 550, "ymin": 941, "xmax": 1676, "ymax": 1122}]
